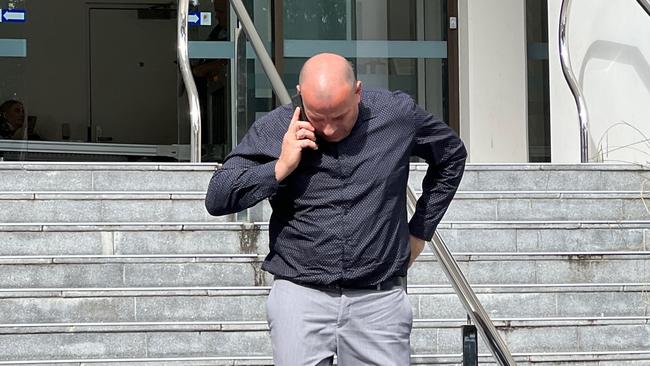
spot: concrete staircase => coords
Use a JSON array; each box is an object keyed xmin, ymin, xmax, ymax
[{"xmin": 0, "ymin": 162, "xmax": 649, "ymax": 365}]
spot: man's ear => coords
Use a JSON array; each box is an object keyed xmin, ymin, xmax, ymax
[
  {"xmin": 354, "ymin": 81, "xmax": 362, "ymax": 103},
  {"xmin": 296, "ymin": 85, "xmax": 301, "ymax": 94}
]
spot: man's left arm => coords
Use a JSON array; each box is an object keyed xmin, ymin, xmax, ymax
[{"xmin": 408, "ymin": 103, "xmax": 467, "ymax": 267}]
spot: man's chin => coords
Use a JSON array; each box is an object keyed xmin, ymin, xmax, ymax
[
  {"xmin": 322, "ymin": 136, "xmax": 341, "ymax": 143},
  {"xmin": 320, "ymin": 132, "xmax": 350, "ymax": 143}
]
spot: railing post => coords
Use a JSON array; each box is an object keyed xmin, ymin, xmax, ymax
[
  {"xmin": 463, "ymin": 322, "xmax": 479, "ymax": 366},
  {"xmin": 559, "ymin": 0, "xmax": 589, "ymax": 163},
  {"xmin": 229, "ymin": 0, "xmax": 291, "ymax": 105},
  {"xmin": 177, "ymin": 0, "xmax": 202, "ymax": 163}
]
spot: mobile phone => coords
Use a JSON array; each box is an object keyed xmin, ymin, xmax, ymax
[{"xmin": 291, "ymin": 94, "xmax": 309, "ymax": 121}]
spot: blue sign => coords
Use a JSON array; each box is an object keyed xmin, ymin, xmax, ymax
[
  {"xmin": 188, "ymin": 12, "xmax": 200, "ymax": 26},
  {"xmin": 0, "ymin": 9, "xmax": 26, "ymax": 23}
]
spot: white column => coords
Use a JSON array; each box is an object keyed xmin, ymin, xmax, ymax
[{"xmin": 458, "ymin": 0, "xmax": 528, "ymax": 163}]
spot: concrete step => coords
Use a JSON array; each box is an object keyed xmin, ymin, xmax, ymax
[
  {"xmin": 0, "ymin": 252, "xmax": 646, "ymax": 288},
  {"xmin": 0, "ymin": 163, "xmax": 648, "ymax": 364},
  {"xmin": 0, "ymin": 282, "xmax": 645, "ymax": 296},
  {"xmin": 2, "ymin": 353, "xmax": 650, "ymax": 365},
  {"xmin": 0, "ymin": 192, "xmax": 226, "ymax": 223},
  {"xmin": 435, "ymin": 220, "xmax": 650, "ymax": 252},
  {"xmin": 441, "ymin": 191, "xmax": 650, "ymax": 221},
  {"xmin": 409, "ymin": 252, "xmax": 650, "ymax": 285},
  {"xmin": 0, "ymin": 163, "xmax": 216, "ymax": 192},
  {"xmin": 0, "ymin": 221, "xmax": 647, "ymax": 255},
  {"xmin": 1, "ymin": 163, "xmax": 648, "ymax": 192},
  {"xmin": 0, "ymin": 287, "xmax": 646, "ymax": 324},
  {"xmin": 0, "ymin": 259, "xmax": 266, "ymax": 288},
  {"xmin": 413, "ymin": 163, "xmax": 650, "ymax": 192},
  {"xmin": 0, "ymin": 222, "xmax": 265, "ymax": 256},
  {"xmin": 2, "ymin": 317, "xmax": 647, "ymax": 334},
  {"xmin": 0, "ymin": 191, "xmax": 649, "ymax": 223},
  {"xmin": 0, "ymin": 322, "xmax": 648, "ymax": 360}
]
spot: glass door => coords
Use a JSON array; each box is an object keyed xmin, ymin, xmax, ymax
[
  {"xmin": 185, "ymin": 0, "xmax": 455, "ymax": 162},
  {"xmin": 89, "ymin": 4, "xmax": 177, "ymax": 146},
  {"xmin": 0, "ymin": 0, "xmax": 455, "ymax": 162},
  {"xmin": 0, "ymin": 0, "xmax": 186, "ymax": 162},
  {"xmin": 280, "ymin": 0, "xmax": 451, "ymax": 125},
  {"xmin": 0, "ymin": 0, "xmax": 30, "ymax": 161}
]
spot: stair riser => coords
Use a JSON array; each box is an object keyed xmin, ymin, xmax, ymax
[
  {"xmin": 0, "ymin": 227, "xmax": 645, "ymax": 255},
  {"xmin": 2, "ymin": 166, "xmax": 648, "ymax": 192},
  {"xmin": 0, "ymin": 258, "xmax": 647, "ymax": 287},
  {"xmin": 0, "ymin": 291, "xmax": 646, "ymax": 324},
  {"xmin": 0, "ymin": 325, "xmax": 648, "ymax": 360},
  {"xmin": 411, "ymin": 169, "xmax": 650, "ymax": 192},
  {"xmin": 0, "ymin": 196, "xmax": 648, "ymax": 223}
]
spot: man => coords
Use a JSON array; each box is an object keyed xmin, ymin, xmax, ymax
[
  {"xmin": 205, "ymin": 53, "xmax": 466, "ymax": 365},
  {"xmin": 0, "ymin": 100, "xmax": 25, "ymax": 139}
]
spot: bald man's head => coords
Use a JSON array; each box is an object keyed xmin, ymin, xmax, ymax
[
  {"xmin": 296, "ymin": 53, "xmax": 362, "ymax": 142},
  {"xmin": 299, "ymin": 53, "xmax": 355, "ymax": 90}
]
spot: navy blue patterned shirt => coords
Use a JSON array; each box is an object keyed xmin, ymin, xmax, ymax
[{"xmin": 206, "ymin": 89, "xmax": 466, "ymax": 286}]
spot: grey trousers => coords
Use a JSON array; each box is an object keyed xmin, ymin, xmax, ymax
[{"xmin": 266, "ymin": 279, "xmax": 413, "ymax": 366}]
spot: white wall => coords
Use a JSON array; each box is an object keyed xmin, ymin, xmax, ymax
[
  {"xmin": 548, "ymin": 0, "xmax": 650, "ymax": 164},
  {"xmin": 458, "ymin": 0, "xmax": 529, "ymax": 163}
]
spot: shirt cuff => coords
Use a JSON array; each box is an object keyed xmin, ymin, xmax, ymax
[{"xmin": 408, "ymin": 216, "xmax": 435, "ymax": 242}]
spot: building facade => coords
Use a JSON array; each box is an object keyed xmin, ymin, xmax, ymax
[{"xmin": 0, "ymin": 0, "xmax": 648, "ymax": 164}]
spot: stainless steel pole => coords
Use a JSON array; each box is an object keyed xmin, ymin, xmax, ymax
[
  {"xmin": 229, "ymin": 0, "xmax": 292, "ymax": 105},
  {"xmin": 559, "ymin": 0, "xmax": 589, "ymax": 163},
  {"xmin": 177, "ymin": 0, "xmax": 202, "ymax": 162}
]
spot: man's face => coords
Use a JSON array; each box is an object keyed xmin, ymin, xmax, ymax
[
  {"xmin": 301, "ymin": 81, "xmax": 361, "ymax": 143},
  {"xmin": 3, "ymin": 103, "xmax": 24, "ymax": 128}
]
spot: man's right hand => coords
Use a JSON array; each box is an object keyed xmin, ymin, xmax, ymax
[{"xmin": 275, "ymin": 107, "xmax": 318, "ymax": 182}]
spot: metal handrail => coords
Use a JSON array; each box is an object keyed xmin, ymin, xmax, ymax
[
  {"xmin": 177, "ymin": 0, "xmax": 202, "ymax": 163},
  {"xmin": 230, "ymin": 0, "xmax": 291, "ymax": 105},
  {"xmin": 406, "ymin": 188, "xmax": 517, "ymax": 365},
  {"xmin": 560, "ymin": 0, "xmax": 649, "ymax": 163},
  {"xmin": 559, "ymin": 0, "xmax": 589, "ymax": 163}
]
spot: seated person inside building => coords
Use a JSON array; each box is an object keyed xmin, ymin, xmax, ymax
[{"xmin": 0, "ymin": 100, "xmax": 40, "ymax": 140}]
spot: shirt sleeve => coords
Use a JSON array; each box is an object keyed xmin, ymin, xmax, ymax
[
  {"xmin": 205, "ymin": 113, "xmax": 284, "ymax": 216},
  {"xmin": 408, "ymin": 102, "xmax": 467, "ymax": 241}
]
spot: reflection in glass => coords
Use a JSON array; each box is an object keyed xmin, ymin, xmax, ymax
[{"xmin": 0, "ymin": 0, "xmax": 187, "ymax": 162}]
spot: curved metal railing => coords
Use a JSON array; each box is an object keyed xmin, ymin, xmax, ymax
[
  {"xmin": 559, "ymin": 0, "xmax": 590, "ymax": 163},
  {"xmin": 559, "ymin": 0, "xmax": 650, "ymax": 163},
  {"xmin": 177, "ymin": 0, "xmax": 202, "ymax": 163}
]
